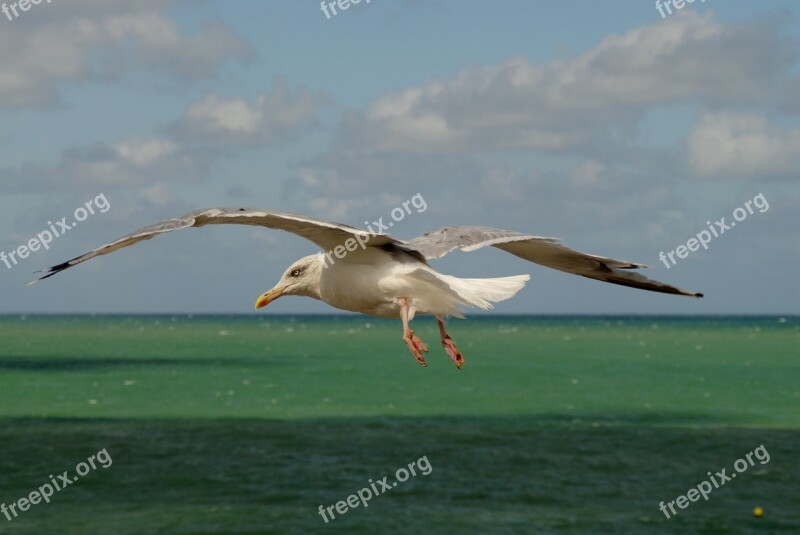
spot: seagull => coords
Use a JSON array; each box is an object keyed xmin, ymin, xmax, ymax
[{"xmin": 31, "ymin": 208, "xmax": 702, "ymax": 369}]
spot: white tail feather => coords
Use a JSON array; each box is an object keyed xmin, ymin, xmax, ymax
[{"xmin": 439, "ymin": 274, "xmax": 530, "ymax": 310}]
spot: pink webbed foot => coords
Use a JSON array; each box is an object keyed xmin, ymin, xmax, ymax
[
  {"xmin": 441, "ymin": 335, "xmax": 465, "ymax": 369},
  {"xmin": 437, "ymin": 316, "xmax": 465, "ymax": 369},
  {"xmin": 404, "ymin": 329, "xmax": 429, "ymax": 367}
]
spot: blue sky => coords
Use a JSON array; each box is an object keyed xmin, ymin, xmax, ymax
[{"xmin": 1, "ymin": 0, "xmax": 798, "ymax": 314}]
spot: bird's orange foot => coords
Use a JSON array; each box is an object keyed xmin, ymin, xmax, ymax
[
  {"xmin": 441, "ymin": 335, "xmax": 464, "ymax": 369},
  {"xmin": 404, "ymin": 329, "xmax": 429, "ymax": 366}
]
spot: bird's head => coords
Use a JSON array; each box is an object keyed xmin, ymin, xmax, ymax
[{"xmin": 254, "ymin": 254, "xmax": 323, "ymax": 309}]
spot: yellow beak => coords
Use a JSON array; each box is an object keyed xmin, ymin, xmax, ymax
[{"xmin": 254, "ymin": 287, "xmax": 284, "ymax": 310}]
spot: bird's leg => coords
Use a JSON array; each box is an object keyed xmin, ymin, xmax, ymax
[
  {"xmin": 397, "ymin": 297, "xmax": 428, "ymax": 366},
  {"xmin": 436, "ymin": 315, "xmax": 465, "ymax": 369}
]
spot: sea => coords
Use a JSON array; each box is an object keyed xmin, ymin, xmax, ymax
[{"xmin": 0, "ymin": 315, "xmax": 797, "ymax": 534}]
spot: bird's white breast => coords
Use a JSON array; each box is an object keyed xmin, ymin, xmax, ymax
[{"xmin": 318, "ymin": 248, "xmax": 415, "ymax": 318}]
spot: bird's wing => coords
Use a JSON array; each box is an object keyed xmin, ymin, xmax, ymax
[
  {"xmin": 30, "ymin": 207, "xmax": 400, "ymax": 283},
  {"xmin": 406, "ymin": 226, "xmax": 703, "ymax": 298}
]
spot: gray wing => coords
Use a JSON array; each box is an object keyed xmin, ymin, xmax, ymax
[
  {"xmin": 406, "ymin": 226, "xmax": 703, "ymax": 298},
  {"xmin": 30, "ymin": 208, "xmax": 400, "ymax": 284}
]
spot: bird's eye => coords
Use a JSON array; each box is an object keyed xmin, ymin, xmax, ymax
[{"xmin": 291, "ymin": 269, "xmax": 302, "ymax": 277}]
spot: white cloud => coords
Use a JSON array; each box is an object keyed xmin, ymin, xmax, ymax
[
  {"xmin": 66, "ymin": 137, "xmax": 196, "ymax": 186},
  {"xmin": 3, "ymin": 136, "xmax": 213, "ymax": 192},
  {"xmin": 167, "ymin": 79, "xmax": 328, "ymax": 146},
  {"xmin": 115, "ymin": 138, "xmax": 178, "ymax": 166},
  {"xmin": 688, "ymin": 111, "xmax": 800, "ymax": 178},
  {"xmin": 341, "ymin": 11, "xmax": 792, "ymax": 153},
  {"xmin": 568, "ymin": 160, "xmax": 605, "ymax": 188},
  {"xmin": 186, "ymin": 96, "xmax": 263, "ymax": 134},
  {"xmin": 0, "ymin": 1, "xmax": 253, "ymax": 107},
  {"xmin": 140, "ymin": 183, "xmax": 173, "ymax": 206}
]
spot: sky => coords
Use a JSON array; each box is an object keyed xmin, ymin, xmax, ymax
[{"xmin": 1, "ymin": 0, "xmax": 798, "ymax": 315}]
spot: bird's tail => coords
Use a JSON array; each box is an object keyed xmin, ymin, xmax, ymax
[{"xmin": 440, "ymin": 273, "xmax": 530, "ymax": 310}]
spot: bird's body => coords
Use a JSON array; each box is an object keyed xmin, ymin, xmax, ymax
[
  {"xmin": 320, "ymin": 247, "xmax": 412, "ymax": 318},
  {"xmin": 314, "ymin": 246, "xmax": 528, "ymax": 319},
  {"xmin": 32, "ymin": 207, "xmax": 702, "ymax": 368}
]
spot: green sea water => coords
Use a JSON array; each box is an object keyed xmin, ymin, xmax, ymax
[{"xmin": 0, "ymin": 315, "xmax": 797, "ymax": 534}]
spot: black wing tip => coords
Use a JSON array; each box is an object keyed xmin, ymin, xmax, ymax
[
  {"xmin": 591, "ymin": 274, "xmax": 705, "ymax": 299},
  {"xmin": 27, "ymin": 262, "xmax": 73, "ymax": 285}
]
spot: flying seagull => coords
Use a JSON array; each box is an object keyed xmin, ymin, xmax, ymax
[{"xmin": 31, "ymin": 208, "xmax": 702, "ymax": 369}]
